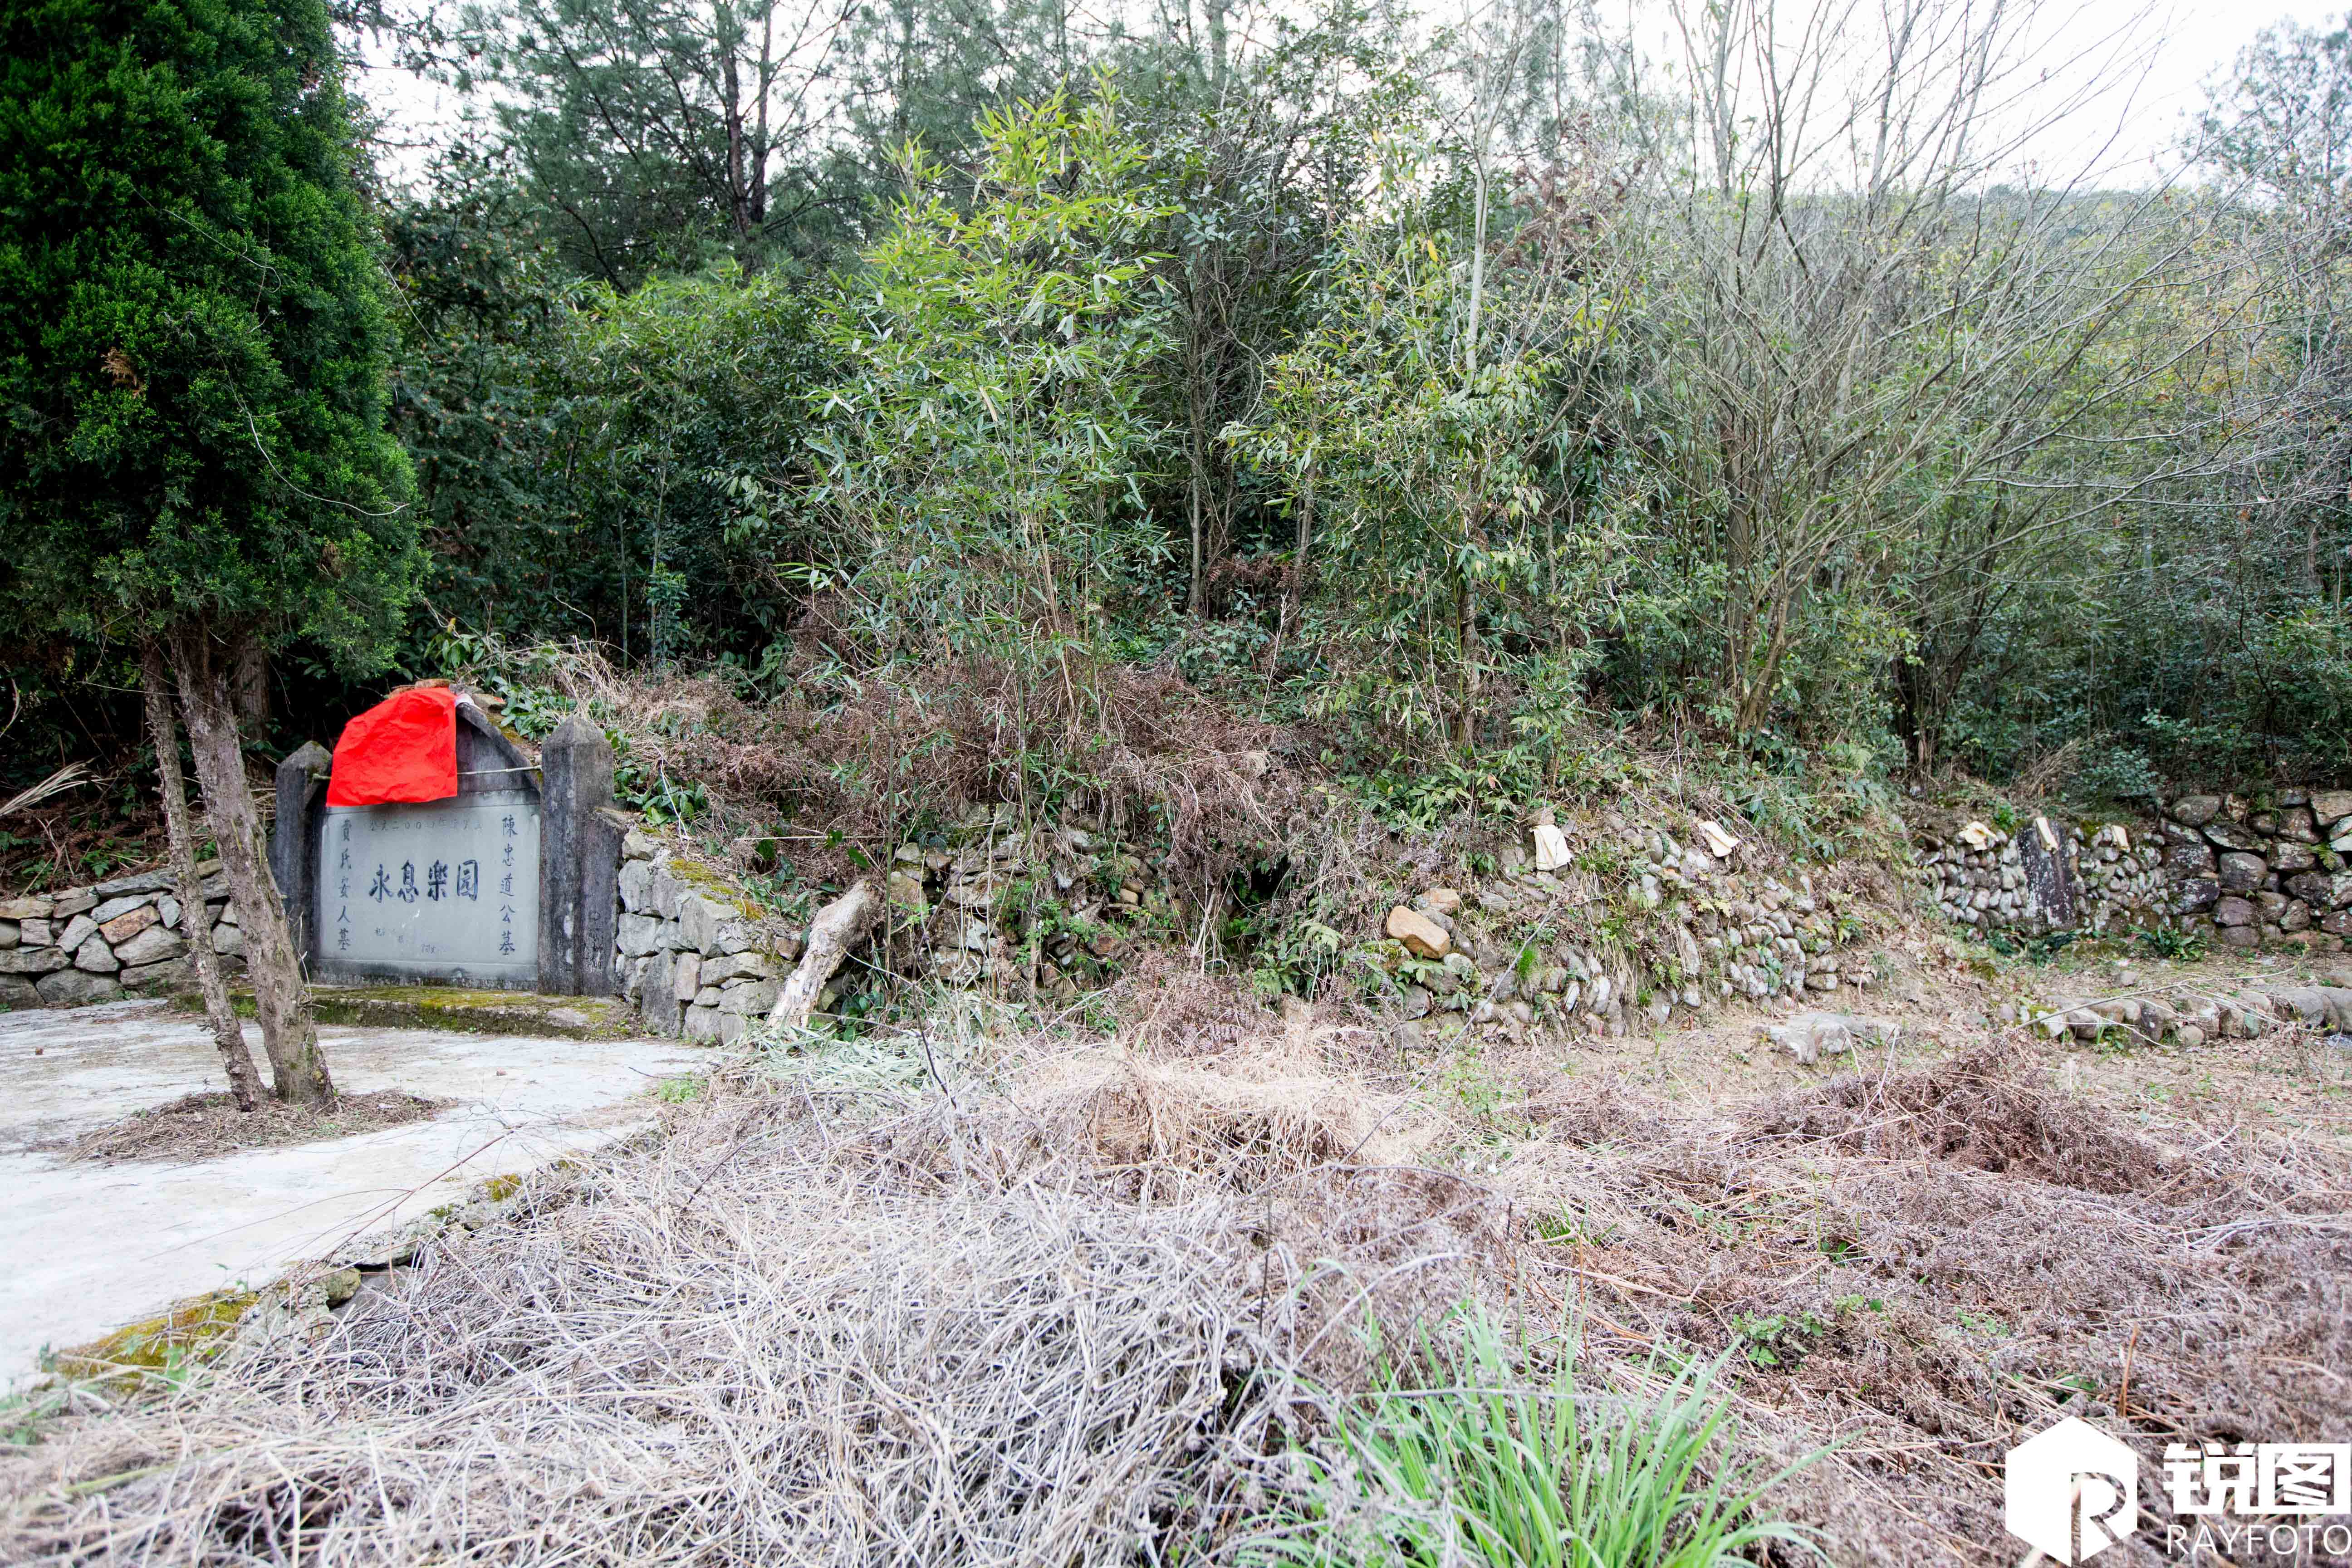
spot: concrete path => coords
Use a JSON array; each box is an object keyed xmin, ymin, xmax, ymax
[{"xmin": 0, "ymin": 999, "xmax": 706, "ymax": 1387}]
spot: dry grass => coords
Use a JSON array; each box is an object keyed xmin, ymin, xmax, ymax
[
  {"xmin": 6, "ymin": 960, "xmax": 2350, "ymax": 1567},
  {"xmin": 0, "ymin": 1036, "xmax": 1507, "ymax": 1566},
  {"xmin": 1498, "ymin": 1035, "xmax": 2352, "ymax": 1563}
]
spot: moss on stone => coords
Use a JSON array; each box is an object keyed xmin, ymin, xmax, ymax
[
  {"xmin": 308, "ymin": 986, "xmax": 636, "ymax": 1039},
  {"xmin": 51, "ymin": 1289, "xmax": 258, "ymax": 1385},
  {"xmin": 663, "ymin": 855, "xmax": 766, "ymax": 920}
]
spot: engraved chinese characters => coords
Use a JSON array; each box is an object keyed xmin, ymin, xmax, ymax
[{"xmin": 318, "ymin": 790, "xmax": 540, "ymax": 983}]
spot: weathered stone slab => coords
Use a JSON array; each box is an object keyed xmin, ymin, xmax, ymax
[
  {"xmin": 114, "ymin": 926, "xmax": 184, "ymax": 967},
  {"xmin": 89, "ymin": 895, "xmax": 153, "ymax": 927},
  {"xmin": 0, "ymin": 948, "xmax": 69, "ymax": 976},
  {"xmin": 2171, "ymin": 795, "xmax": 2221, "ymax": 827},
  {"xmin": 318, "ymin": 789, "xmax": 541, "ymax": 987},
  {"xmin": 97, "ymin": 905, "xmax": 158, "ymax": 944},
  {"xmin": 35, "ymin": 970, "xmax": 118, "ymax": 1005}
]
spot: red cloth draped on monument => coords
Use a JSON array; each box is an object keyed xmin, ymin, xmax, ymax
[{"xmin": 324, "ymin": 686, "xmax": 459, "ymax": 807}]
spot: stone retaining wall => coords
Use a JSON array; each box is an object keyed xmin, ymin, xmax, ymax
[
  {"xmin": 2160, "ymin": 789, "xmax": 2352, "ymax": 949},
  {"xmin": 613, "ymin": 832, "xmax": 804, "ymax": 1042},
  {"xmin": 1913, "ymin": 789, "xmax": 2352, "ymax": 952},
  {"xmin": 0, "ymin": 865, "xmax": 244, "ymax": 1009},
  {"xmin": 1915, "ymin": 813, "xmax": 2170, "ymax": 939}
]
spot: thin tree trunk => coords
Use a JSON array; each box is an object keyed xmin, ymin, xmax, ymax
[
  {"xmin": 172, "ymin": 629, "xmax": 334, "ymax": 1106},
  {"xmin": 143, "ymin": 643, "xmax": 263, "ymax": 1112}
]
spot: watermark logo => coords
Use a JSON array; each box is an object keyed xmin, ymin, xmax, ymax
[{"xmin": 2006, "ymin": 1417, "xmax": 2140, "ymax": 1563}]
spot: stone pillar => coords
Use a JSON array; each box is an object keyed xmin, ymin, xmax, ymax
[
  {"xmin": 539, "ymin": 713, "xmax": 619, "ymax": 996},
  {"xmin": 270, "ymin": 741, "xmax": 333, "ymax": 969},
  {"xmin": 2018, "ymin": 815, "xmax": 2080, "ymax": 932}
]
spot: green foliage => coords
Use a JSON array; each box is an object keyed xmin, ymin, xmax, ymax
[
  {"xmin": 0, "ymin": 0, "xmax": 418, "ymax": 666},
  {"xmin": 817, "ymin": 86, "xmax": 1172, "ymax": 665},
  {"xmin": 1246, "ymin": 1305, "xmax": 1821, "ymax": 1568}
]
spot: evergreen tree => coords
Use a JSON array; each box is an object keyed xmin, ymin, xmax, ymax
[{"xmin": 0, "ymin": 0, "xmax": 419, "ymax": 1101}]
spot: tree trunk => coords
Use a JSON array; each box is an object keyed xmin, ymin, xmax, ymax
[
  {"xmin": 767, "ymin": 880, "xmax": 882, "ymax": 1033},
  {"xmin": 143, "ymin": 643, "xmax": 263, "ymax": 1112},
  {"xmin": 172, "ymin": 629, "xmax": 334, "ymax": 1106},
  {"xmin": 232, "ymin": 636, "xmax": 270, "ymax": 741}
]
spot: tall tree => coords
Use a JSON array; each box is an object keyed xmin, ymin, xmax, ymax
[
  {"xmin": 469, "ymin": 0, "xmax": 862, "ymax": 282},
  {"xmin": 0, "ymin": 0, "xmax": 419, "ymax": 1102}
]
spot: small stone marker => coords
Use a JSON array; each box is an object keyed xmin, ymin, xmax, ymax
[{"xmin": 1386, "ymin": 906, "xmax": 1452, "ymax": 960}]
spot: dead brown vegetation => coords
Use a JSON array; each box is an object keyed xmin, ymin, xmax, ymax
[
  {"xmin": 7, "ymin": 965, "xmax": 2349, "ymax": 1566},
  {"xmin": 496, "ymin": 642, "xmax": 1301, "ymax": 900},
  {"xmin": 61, "ymin": 1090, "xmax": 449, "ymax": 1165}
]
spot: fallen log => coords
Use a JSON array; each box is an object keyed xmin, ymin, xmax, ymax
[{"xmin": 767, "ymin": 879, "xmax": 883, "ymax": 1033}]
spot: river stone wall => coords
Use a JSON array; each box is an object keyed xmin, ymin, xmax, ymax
[
  {"xmin": 1914, "ymin": 814, "xmax": 2171, "ymax": 940},
  {"xmin": 2160, "ymin": 789, "xmax": 2352, "ymax": 950},
  {"xmin": 0, "ymin": 864, "xmax": 245, "ymax": 1009},
  {"xmin": 1913, "ymin": 789, "xmax": 2352, "ymax": 952}
]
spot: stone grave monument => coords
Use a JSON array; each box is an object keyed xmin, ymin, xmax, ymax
[{"xmin": 271, "ymin": 699, "xmax": 621, "ymax": 995}]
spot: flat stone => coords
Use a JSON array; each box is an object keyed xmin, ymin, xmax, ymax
[
  {"xmin": 700, "ymin": 950, "xmax": 773, "ymax": 984},
  {"xmin": 50, "ymin": 892, "xmax": 95, "ymax": 919},
  {"xmin": 2219, "ymin": 924, "xmax": 2261, "ymax": 949},
  {"xmin": 114, "ymin": 926, "xmax": 185, "ymax": 967},
  {"xmin": 18, "ymin": 919, "xmax": 51, "ymax": 947},
  {"xmin": 0, "ymin": 898, "xmax": 54, "ymax": 921},
  {"xmin": 682, "ymin": 1003, "xmax": 721, "ymax": 1042},
  {"xmin": 2205, "ymin": 819, "xmax": 2260, "ymax": 852},
  {"xmin": 2313, "ymin": 791, "xmax": 2352, "ymax": 827},
  {"xmin": 88, "ymin": 868, "xmax": 177, "ymax": 897},
  {"xmin": 714, "ymin": 919, "xmax": 762, "ymax": 955},
  {"xmin": 0, "ymin": 948, "xmax": 69, "ymax": 976},
  {"xmin": 34, "ymin": 970, "xmax": 120, "ymax": 1006},
  {"xmin": 98, "ymin": 906, "xmax": 159, "ymax": 945},
  {"xmin": 211, "ymin": 922, "xmax": 246, "ymax": 956},
  {"xmin": 2274, "ymin": 841, "xmax": 2317, "ymax": 873},
  {"xmin": 717, "ymin": 979, "xmax": 780, "ymax": 1015},
  {"xmin": 2282, "ymin": 901, "xmax": 2313, "ymax": 932},
  {"xmin": 649, "ymin": 868, "xmax": 686, "ymax": 921},
  {"xmin": 0, "ymin": 976, "xmax": 38, "ymax": 1008},
  {"xmin": 72, "ymin": 940, "xmax": 119, "ymax": 974},
  {"xmin": 2165, "ymin": 842, "xmax": 2215, "ymax": 874},
  {"xmin": 2217, "ymin": 852, "xmax": 2267, "ymax": 892},
  {"xmin": 2286, "ymin": 871, "xmax": 2352, "ymax": 909},
  {"xmin": 2215, "ymin": 895, "xmax": 2257, "ymax": 927},
  {"xmin": 617, "ymin": 913, "xmax": 668, "ymax": 958},
  {"xmin": 677, "ymin": 892, "xmax": 738, "ymax": 956},
  {"xmin": 2171, "ymin": 795, "xmax": 2222, "ymax": 827},
  {"xmin": 618, "ymin": 858, "xmax": 657, "ymax": 913},
  {"xmin": 671, "ymin": 952, "xmax": 703, "ymax": 1003},
  {"xmin": 121, "ymin": 956, "xmax": 195, "ymax": 990},
  {"xmin": 622, "ymin": 829, "xmax": 660, "ymax": 860},
  {"xmin": 157, "ymin": 896, "xmax": 181, "ymax": 928},
  {"xmin": 1386, "ymin": 906, "xmax": 1452, "ymax": 960},
  {"xmin": 54, "ymin": 914, "xmax": 98, "ymax": 954},
  {"xmin": 89, "ymin": 894, "xmax": 157, "ymax": 925},
  {"xmin": 0, "ymin": 922, "xmax": 15, "ymax": 951}
]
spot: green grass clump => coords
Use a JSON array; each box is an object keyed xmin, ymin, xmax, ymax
[{"xmin": 1247, "ymin": 1306, "xmax": 1820, "ymax": 1568}]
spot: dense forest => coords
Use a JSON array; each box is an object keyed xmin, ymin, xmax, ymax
[{"xmin": 6, "ymin": 0, "xmax": 2352, "ymax": 886}]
